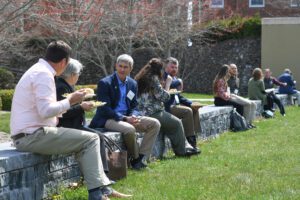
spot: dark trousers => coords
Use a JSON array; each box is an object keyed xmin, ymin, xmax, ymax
[
  {"xmin": 266, "ymin": 93, "xmax": 285, "ymax": 115},
  {"xmin": 214, "ymin": 97, "xmax": 244, "ymax": 116}
]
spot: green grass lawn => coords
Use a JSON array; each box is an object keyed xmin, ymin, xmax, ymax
[
  {"xmin": 59, "ymin": 106, "xmax": 300, "ymax": 200},
  {"xmin": 182, "ymin": 93, "xmax": 213, "ymax": 99},
  {"xmin": 0, "ymin": 112, "xmax": 10, "ymax": 133}
]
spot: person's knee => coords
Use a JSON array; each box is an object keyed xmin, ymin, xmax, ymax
[
  {"xmin": 122, "ymin": 124, "xmax": 136, "ymax": 135},
  {"xmin": 85, "ymin": 132, "xmax": 100, "ymax": 147},
  {"xmin": 173, "ymin": 118, "xmax": 184, "ymax": 130},
  {"xmin": 182, "ymin": 107, "xmax": 193, "ymax": 117},
  {"xmin": 151, "ymin": 118, "xmax": 161, "ymax": 131}
]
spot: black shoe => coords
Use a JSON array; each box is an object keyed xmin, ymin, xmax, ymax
[
  {"xmin": 131, "ymin": 159, "xmax": 147, "ymax": 170},
  {"xmin": 185, "ymin": 148, "xmax": 201, "ymax": 156},
  {"xmin": 248, "ymin": 124, "xmax": 256, "ymax": 129},
  {"xmin": 130, "ymin": 154, "xmax": 147, "ymax": 170},
  {"xmin": 186, "ymin": 135, "xmax": 201, "ymax": 152}
]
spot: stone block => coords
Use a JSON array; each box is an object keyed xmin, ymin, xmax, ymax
[
  {"xmin": 49, "ymin": 155, "xmax": 76, "ymax": 172},
  {"xmin": 251, "ymin": 100, "xmax": 263, "ymax": 117},
  {"xmin": 199, "ymin": 106, "xmax": 233, "ymax": 139}
]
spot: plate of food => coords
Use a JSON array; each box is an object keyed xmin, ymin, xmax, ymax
[
  {"xmin": 168, "ymin": 89, "xmax": 182, "ymax": 95},
  {"xmin": 83, "ymin": 88, "xmax": 96, "ymax": 99},
  {"xmin": 62, "ymin": 88, "xmax": 96, "ymax": 99},
  {"xmin": 92, "ymin": 101, "xmax": 106, "ymax": 107}
]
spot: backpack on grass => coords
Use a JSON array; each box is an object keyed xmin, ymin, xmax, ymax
[{"xmin": 230, "ymin": 109, "xmax": 249, "ymax": 132}]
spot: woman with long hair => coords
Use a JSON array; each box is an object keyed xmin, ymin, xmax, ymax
[
  {"xmin": 135, "ymin": 58, "xmax": 199, "ymax": 157},
  {"xmin": 213, "ymin": 65, "xmax": 256, "ymax": 128},
  {"xmin": 248, "ymin": 68, "xmax": 285, "ymax": 116},
  {"xmin": 248, "ymin": 68, "xmax": 267, "ymax": 107}
]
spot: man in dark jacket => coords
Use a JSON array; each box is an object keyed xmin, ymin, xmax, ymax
[
  {"xmin": 263, "ymin": 68, "xmax": 286, "ymax": 115},
  {"xmin": 227, "ymin": 64, "xmax": 240, "ymax": 95},
  {"xmin": 90, "ymin": 54, "xmax": 160, "ymax": 170},
  {"xmin": 278, "ymin": 69, "xmax": 300, "ymax": 106},
  {"xmin": 164, "ymin": 57, "xmax": 200, "ymax": 153}
]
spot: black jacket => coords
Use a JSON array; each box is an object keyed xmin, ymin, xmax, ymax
[
  {"xmin": 55, "ymin": 77, "xmax": 85, "ymax": 129},
  {"xmin": 163, "ymin": 72, "xmax": 192, "ymax": 112}
]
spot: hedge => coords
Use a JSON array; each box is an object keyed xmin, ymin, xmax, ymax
[
  {"xmin": 0, "ymin": 68, "xmax": 15, "ymax": 89},
  {"xmin": 0, "ymin": 85, "xmax": 97, "ymax": 111},
  {"xmin": 0, "ymin": 96, "xmax": 2, "ymax": 111},
  {"xmin": 192, "ymin": 15, "xmax": 261, "ymax": 42},
  {"xmin": 0, "ymin": 90, "xmax": 14, "ymax": 111}
]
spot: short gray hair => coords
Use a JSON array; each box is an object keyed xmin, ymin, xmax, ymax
[
  {"xmin": 117, "ymin": 54, "xmax": 134, "ymax": 68},
  {"xmin": 60, "ymin": 58, "xmax": 84, "ymax": 79},
  {"xmin": 166, "ymin": 57, "xmax": 179, "ymax": 66},
  {"xmin": 284, "ymin": 68, "xmax": 291, "ymax": 74},
  {"xmin": 229, "ymin": 63, "xmax": 237, "ymax": 69}
]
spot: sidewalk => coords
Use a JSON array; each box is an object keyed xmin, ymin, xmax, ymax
[{"xmin": 0, "ymin": 132, "xmax": 11, "ymax": 143}]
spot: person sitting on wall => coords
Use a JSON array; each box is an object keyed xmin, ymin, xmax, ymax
[
  {"xmin": 55, "ymin": 58, "xmax": 131, "ymax": 198},
  {"xmin": 278, "ymin": 68, "xmax": 300, "ymax": 106},
  {"xmin": 10, "ymin": 40, "xmax": 113, "ymax": 200},
  {"xmin": 135, "ymin": 58, "xmax": 200, "ymax": 157},
  {"xmin": 248, "ymin": 68, "xmax": 278, "ymax": 114},
  {"xmin": 213, "ymin": 65, "xmax": 256, "ymax": 128},
  {"xmin": 227, "ymin": 64, "xmax": 240, "ymax": 95},
  {"xmin": 89, "ymin": 54, "xmax": 161, "ymax": 170},
  {"xmin": 163, "ymin": 57, "xmax": 200, "ymax": 153},
  {"xmin": 263, "ymin": 68, "xmax": 286, "ymax": 115}
]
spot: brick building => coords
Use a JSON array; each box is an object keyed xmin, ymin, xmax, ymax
[{"xmin": 194, "ymin": 0, "xmax": 300, "ymax": 23}]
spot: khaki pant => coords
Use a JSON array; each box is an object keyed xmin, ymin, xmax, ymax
[
  {"xmin": 170, "ymin": 105, "xmax": 195, "ymax": 137},
  {"xmin": 13, "ymin": 127, "xmax": 110, "ymax": 190},
  {"xmin": 230, "ymin": 94, "xmax": 257, "ymax": 123},
  {"xmin": 105, "ymin": 116, "xmax": 160, "ymax": 159},
  {"xmin": 151, "ymin": 111, "xmax": 186, "ymax": 156}
]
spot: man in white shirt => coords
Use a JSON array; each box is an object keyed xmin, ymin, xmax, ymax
[{"xmin": 10, "ymin": 41, "xmax": 110, "ymax": 200}]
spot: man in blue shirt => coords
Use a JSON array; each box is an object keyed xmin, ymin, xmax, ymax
[
  {"xmin": 90, "ymin": 54, "xmax": 161, "ymax": 170},
  {"xmin": 278, "ymin": 69, "xmax": 300, "ymax": 106}
]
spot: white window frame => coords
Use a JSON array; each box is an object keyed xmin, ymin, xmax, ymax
[
  {"xmin": 211, "ymin": 0, "xmax": 224, "ymax": 8},
  {"xmin": 249, "ymin": 0, "xmax": 265, "ymax": 8},
  {"xmin": 291, "ymin": 0, "xmax": 300, "ymax": 7}
]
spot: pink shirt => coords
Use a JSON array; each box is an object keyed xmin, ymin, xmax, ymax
[
  {"xmin": 214, "ymin": 79, "xmax": 230, "ymax": 101},
  {"xmin": 10, "ymin": 59, "xmax": 70, "ymax": 136}
]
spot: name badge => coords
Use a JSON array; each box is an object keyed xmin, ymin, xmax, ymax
[
  {"xmin": 234, "ymin": 89, "xmax": 238, "ymax": 94},
  {"xmin": 127, "ymin": 90, "xmax": 135, "ymax": 100},
  {"xmin": 174, "ymin": 95, "xmax": 180, "ymax": 105}
]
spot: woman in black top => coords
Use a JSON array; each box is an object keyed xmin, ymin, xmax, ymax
[{"xmin": 56, "ymin": 59, "xmax": 130, "ymax": 198}]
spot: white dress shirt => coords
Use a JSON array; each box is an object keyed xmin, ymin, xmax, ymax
[{"xmin": 10, "ymin": 59, "xmax": 70, "ymax": 136}]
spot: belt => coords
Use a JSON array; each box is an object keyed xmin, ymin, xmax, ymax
[
  {"xmin": 11, "ymin": 133, "xmax": 28, "ymax": 140},
  {"xmin": 11, "ymin": 128, "xmax": 43, "ymax": 140}
]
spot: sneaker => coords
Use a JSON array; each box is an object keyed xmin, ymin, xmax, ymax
[
  {"xmin": 247, "ymin": 124, "xmax": 256, "ymax": 129},
  {"xmin": 130, "ymin": 156, "xmax": 147, "ymax": 170}
]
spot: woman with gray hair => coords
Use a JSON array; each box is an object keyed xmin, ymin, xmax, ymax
[
  {"xmin": 56, "ymin": 58, "xmax": 94, "ymax": 129},
  {"xmin": 56, "ymin": 58, "xmax": 132, "ymax": 199}
]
